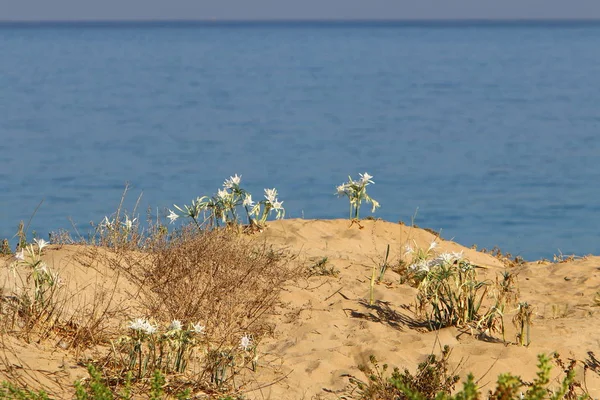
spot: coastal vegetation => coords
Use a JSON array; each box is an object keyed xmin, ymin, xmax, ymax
[{"xmin": 0, "ymin": 174, "xmax": 597, "ymax": 399}]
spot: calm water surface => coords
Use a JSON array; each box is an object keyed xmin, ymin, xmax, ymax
[{"xmin": 1, "ymin": 21, "xmax": 600, "ymax": 260}]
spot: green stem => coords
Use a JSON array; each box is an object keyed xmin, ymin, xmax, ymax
[
  {"xmin": 244, "ymin": 205, "xmax": 252, "ymax": 225},
  {"xmin": 191, "ymin": 216, "xmax": 202, "ymax": 230}
]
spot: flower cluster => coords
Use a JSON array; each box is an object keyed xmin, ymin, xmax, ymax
[
  {"xmin": 128, "ymin": 318, "xmax": 158, "ymax": 335},
  {"xmin": 94, "ymin": 213, "xmax": 140, "ymax": 248},
  {"xmin": 99, "ymin": 215, "xmax": 137, "ymax": 232},
  {"xmin": 11, "ymin": 238, "xmax": 60, "ymax": 307},
  {"xmin": 122, "ymin": 317, "xmax": 254, "ymax": 378},
  {"xmin": 128, "ymin": 318, "xmax": 205, "ymax": 337},
  {"xmin": 122, "ymin": 318, "xmax": 208, "ymax": 375},
  {"xmin": 170, "ymin": 174, "xmax": 285, "ymax": 228},
  {"xmin": 408, "ymin": 247, "xmax": 465, "ymax": 274},
  {"xmin": 336, "ymin": 172, "xmax": 380, "ymax": 219}
]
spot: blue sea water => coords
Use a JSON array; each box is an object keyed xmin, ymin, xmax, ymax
[{"xmin": 1, "ymin": 20, "xmax": 600, "ymax": 260}]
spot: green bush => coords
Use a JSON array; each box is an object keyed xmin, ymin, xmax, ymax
[
  {"xmin": 0, "ymin": 363, "xmax": 244, "ymax": 399},
  {"xmin": 348, "ymin": 350, "xmax": 590, "ymax": 400},
  {"xmin": 0, "ymin": 382, "xmax": 50, "ymax": 400}
]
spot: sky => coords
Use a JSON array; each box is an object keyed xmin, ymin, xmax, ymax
[{"xmin": 2, "ymin": 0, "xmax": 600, "ymax": 21}]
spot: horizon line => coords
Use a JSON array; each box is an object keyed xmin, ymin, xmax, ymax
[{"xmin": 2, "ymin": 17, "xmax": 600, "ymax": 24}]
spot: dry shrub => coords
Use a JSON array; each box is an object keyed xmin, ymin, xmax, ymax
[
  {"xmin": 0, "ymin": 245, "xmax": 131, "ymax": 354},
  {"xmin": 56, "ymin": 278, "xmax": 129, "ymax": 350},
  {"xmin": 481, "ymin": 246, "xmax": 526, "ymax": 268},
  {"xmin": 121, "ymin": 227, "xmax": 295, "ymax": 341},
  {"xmin": 0, "ymin": 260, "xmax": 66, "ymax": 344},
  {"xmin": 83, "ymin": 227, "xmax": 296, "ymax": 396}
]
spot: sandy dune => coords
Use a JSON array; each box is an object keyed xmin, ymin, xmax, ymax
[
  {"xmin": 0, "ymin": 219, "xmax": 598, "ymax": 399},
  {"xmin": 251, "ymin": 220, "xmax": 600, "ymax": 399}
]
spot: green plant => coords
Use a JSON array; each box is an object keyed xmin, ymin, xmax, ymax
[
  {"xmin": 149, "ymin": 370, "xmax": 165, "ymax": 400},
  {"xmin": 378, "ymin": 244, "xmax": 391, "ymax": 281},
  {"xmin": 348, "ymin": 350, "xmax": 590, "ymax": 400},
  {"xmin": 207, "ymin": 348, "xmax": 235, "ymax": 388},
  {"xmin": 171, "ymin": 175, "xmax": 284, "ymax": 230},
  {"xmin": 10, "ymin": 239, "xmax": 59, "ymax": 309},
  {"xmin": 349, "ymin": 345, "xmax": 460, "ymax": 400},
  {"xmin": 398, "ymin": 240, "xmax": 440, "ymax": 286},
  {"xmin": 399, "ymin": 242, "xmax": 500, "ymax": 331},
  {"xmin": 415, "ymin": 256, "xmax": 492, "ymax": 330},
  {"xmin": 202, "ymin": 334, "xmax": 257, "ymax": 390},
  {"xmin": 104, "ymin": 315, "xmax": 260, "ymax": 394},
  {"xmin": 74, "ymin": 364, "xmax": 114, "ymax": 400},
  {"xmin": 73, "ymin": 364, "xmax": 179, "ymax": 400},
  {"xmin": 478, "ymin": 271, "xmax": 520, "ymax": 342},
  {"xmin": 490, "ymin": 353, "xmax": 586, "ymax": 400},
  {"xmin": 175, "ymin": 388, "xmax": 191, "ymax": 400},
  {"xmin": 369, "ymin": 263, "xmax": 377, "ymax": 306},
  {"xmin": 336, "ymin": 172, "xmax": 380, "ymax": 220},
  {"xmin": 0, "ymin": 381, "xmax": 50, "ymax": 399},
  {"xmin": 109, "ymin": 318, "xmax": 206, "ymax": 378},
  {"xmin": 8, "ymin": 238, "xmax": 63, "ymax": 340}
]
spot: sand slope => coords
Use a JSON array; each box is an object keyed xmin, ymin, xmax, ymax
[
  {"xmin": 0, "ymin": 219, "xmax": 598, "ymax": 399},
  {"xmin": 252, "ymin": 219, "xmax": 600, "ymax": 399}
]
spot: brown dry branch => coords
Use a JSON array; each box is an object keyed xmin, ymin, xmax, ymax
[
  {"xmin": 481, "ymin": 246, "xmax": 526, "ymax": 268},
  {"xmin": 83, "ymin": 226, "xmax": 298, "ymax": 395}
]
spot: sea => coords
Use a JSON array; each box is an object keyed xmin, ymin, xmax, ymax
[{"xmin": 1, "ymin": 20, "xmax": 600, "ymax": 260}]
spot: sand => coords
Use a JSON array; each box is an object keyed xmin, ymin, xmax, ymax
[{"xmin": 1, "ymin": 219, "xmax": 598, "ymax": 399}]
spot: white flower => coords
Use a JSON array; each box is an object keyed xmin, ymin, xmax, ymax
[
  {"xmin": 122, "ymin": 216, "xmax": 136, "ymax": 230},
  {"xmin": 427, "ymin": 241, "xmax": 438, "ymax": 252},
  {"xmin": 167, "ymin": 209, "xmax": 179, "ymax": 224},
  {"xmin": 272, "ymin": 199, "xmax": 284, "ymax": 210},
  {"xmin": 409, "ymin": 259, "xmax": 432, "ymax": 273},
  {"xmin": 243, "ymin": 194, "xmax": 255, "ymax": 207},
  {"xmin": 191, "ymin": 323, "xmax": 205, "ymax": 334},
  {"xmin": 240, "ymin": 334, "xmax": 253, "ymax": 351},
  {"xmin": 36, "ymin": 262, "xmax": 49, "ymax": 275},
  {"xmin": 359, "ymin": 172, "xmax": 374, "ymax": 185},
  {"xmin": 264, "ymin": 188, "xmax": 278, "ymax": 204},
  {"xmin": 432, "ymin": 251, "xmax": 465, "ymax": 266},
  {"xmin": 129, "ymin": 318, "xmax": 148, "ymax": 331},
  {"xmin": 102, "ymin": 216, "xmax": 114, "ymax": 229},
  {"xmin": 404, "ymin": 244, "xmax": 414, "ymax": 255},
  {"xmin": 223, "ymin": 174, "xmax": 242, "ymax": 189},
  {"xmin": 436, "ymin": 252, "xmax": 455, "ymax": 265},
  {"xmin": 34, "ymin": 238, "xmax": 48, "ymax": 251},
  {"xmin": 336, "ymin": 184, "xmax": 348, "ymax": 195},
  {"xmin": 169, "ymin": 320, "xmax": 183, "ymax": 332},
  {"xmin": 14, "ymin": 249, "xmax": 25, "ymax": 261},
  {"xmin": 128, "ymin": 318, "xmax": 156, "ymax": 335},
  {"xmin": 217, "ymin": 188, "xmax": 230, "ymax": 201},
  {"xmin": 143, "ymin": 322, "xmax": 157, "ymax": 335},
  {"xmin": 370, "ymin": 199, "xmax": 380, "ymax": 212}
]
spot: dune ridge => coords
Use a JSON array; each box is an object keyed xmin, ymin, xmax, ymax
[{"xmin": 0, "ymin": 219, "xmax": 598, "ymax": 399}]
